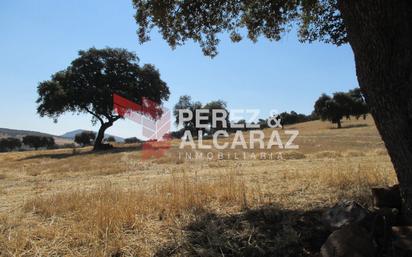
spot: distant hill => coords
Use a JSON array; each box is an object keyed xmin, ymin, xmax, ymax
[
  {"xmin": 0, "ymin": 127, "xmax": 73, "ymax": 145},
  {"xmin": 61, "ymin": 129, "xmax": 124, "ymax": 142},
  {"xmin": 0, "ymin": 127, "xmax": 124, "ymax": 144}
]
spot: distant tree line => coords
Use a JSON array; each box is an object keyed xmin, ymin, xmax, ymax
[
  {"xmin": 173, "ymin": 95, "xmax": 229, "ymax": 137},
  {"xmin": 73, "ymin": 131, "xmax": 119, "ymax": 147},
  {"xmin": 124, "ymin": 137, "xmax": 141, "ymax": 144},
  {"xmin": 168, "ymin": 89, "xmax": 366, "ymax": 138},
  {"xmin": 0, "ymin": 135, "xmax": 56, "ymax": 152},
  {"xmin": 0, "ymin": 138, "xmax": 22, "ymax": 152},
  {"xmin": 22, "ymin": 136, "xmax": 55, "ymax": 150},
  {"xmin": 169, "ymin": 95, "xmax": 317, "ymax": 138},
  {"xmin": 1, "ymin": 131, "xmax": 135, "ymax": 153},
  {"xmin": 259, "ymin": 111, "xmax": 317, "ymax": 129},
  {"xmin": 74, "ymin": 131, "xmax": 96, "ymax": 147}
]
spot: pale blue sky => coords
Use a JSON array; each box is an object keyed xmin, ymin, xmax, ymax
[{"xmin": 0, "ymin": 0, "xmax": 358, "ymax": 138}]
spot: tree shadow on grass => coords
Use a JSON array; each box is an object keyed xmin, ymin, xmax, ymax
[
  {"xmin": 18, "ymin": 144, "xmax": 143, "ymax": 160},
  {"xmin": 331, "ymin": 123, "xmax": 369, "ymax": 129},
  {"xmin": 155, "ymin": 205, "xmax": 328, "ymax": 257}
]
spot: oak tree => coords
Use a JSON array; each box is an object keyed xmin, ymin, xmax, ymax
[
  {"xmin": 0, "ymin": 138, "xmax": 22, "ymax": 152},
  {"xmin": 37, "ymin": 47, "xmax": 170, "ymax": 150},
  {"xmin": 74, "ymin": 131, "xmax": 96, "ymax": 147},
  {"xmin": 22, "ymin": 135, "xmax": 54, "ymax": 150}
]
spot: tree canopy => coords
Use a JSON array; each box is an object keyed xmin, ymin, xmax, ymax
[
  {"xmin": 22, "ymin": 136, "xmax": 55, "ymax": 150},
  {"xmin": 174, "ymin": 95, "xmax": 229, "ymax": 135},
  {"xmin": 74, "ymin": 131, "xmax": 96, "ymax": 147},
  {"xmin": 133, "ymin": 0, "xmax": 346, "ymax": 57},
  {"xmin": 37, "ymin": 47, "xmax": 170, "ymax": 150},
  {"xmin": 203, "ymin": 100, "xmax": 229, "ymax": 133},
  {"xmin": 174, "ymin": 95, "xmax": 203, "ymax": 134},
  {"xmin": 279, "ymin": 111, "xmax": 316, "ymax": 127},
  {"xmin": 0, "ymin": 138, "xmax": 22, "ymax": 152}
]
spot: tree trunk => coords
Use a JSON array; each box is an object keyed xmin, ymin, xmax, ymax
[
  {"xmin": 93, "ymin": 121, "xmax": 113, "ymax": 151},
  {"xmin": 339, "ymin": 0, "xmax": 412, "ymax": 216},
  {"xmin": 337, "ymin": 120, "xmax": 342, "ymax": 129}
]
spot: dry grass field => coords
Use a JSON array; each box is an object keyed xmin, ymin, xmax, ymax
[{"xmin": 0, "ymin": 117, "xmax": 398, "ymax": 257}]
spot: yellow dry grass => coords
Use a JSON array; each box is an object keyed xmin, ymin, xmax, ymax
[{"xmin": 0, "ymin": 116, "xmax": 398, "ymax": 256}]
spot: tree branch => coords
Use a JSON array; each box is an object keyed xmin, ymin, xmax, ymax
[
  {"xmin": 104, "ymin": 113, "xmax": 122, "ymax": 124},
  {"xmin": 84, "ymin": 107, "xmax": 104, "ymax": 124},
  {"xmin": 112, "ymin": 115, "xmax": 122, "ymax": 122}
]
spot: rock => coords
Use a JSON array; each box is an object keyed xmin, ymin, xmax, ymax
[
  {"xmin": 373, "ymin": 207, "xmax": 399, "ymax": 226},
  {"xmin": 320, "ymin": 224, "xmax": 376, "ymax": 257},
  {"xmin": 322, "ymin": 200, "xmax": 369, "ymax": 231},
  {"xmin": 392, "ymin": 226, "xmax": 412, "ymax": 252},
  {"xmin": 367, "ymin": 208, "xmax": 399, "ymax": 250},
  {"xmin": 371, "ymin": 184, "xmax": 401, "ymax": 209}
]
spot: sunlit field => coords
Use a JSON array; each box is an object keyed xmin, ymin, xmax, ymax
[{"xmin": 0, "ymin": 117, "xmax": 397, "ymax": 257}]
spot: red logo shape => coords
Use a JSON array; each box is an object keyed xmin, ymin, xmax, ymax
[{"xmin": 113, "ymin": 94, "xmax": 171, "ymax": 159}]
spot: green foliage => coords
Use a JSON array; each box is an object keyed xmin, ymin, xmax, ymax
[
  {"xmin": 347, "ymin": 88, "xmax": 369, "ymax": 119},
  {"xmin": 314, "ymin": 88, "xmax": 368, "ymax": 128},
  {"xmin": 252, "ymin": 112, "xmax": 314, "ymax": 130},
  {"xmin": 22, "ymin": 136, "xmax": 55, "ymax": 150},
  {"xmin": 203, "ymin": 100, "xmax": 229, "ymax": 133},
  {"xmin": 124, "ymin": 137, "xmax": 141, "ymax": 144},
  {"xmin": 279, "ymin": 111, "xmax": 316, "ymax": 127},
  {"xmin": 174, "ymin": 95, "xmax": 203, "ymax": 134},
  {"xmin": 0, "ymin": 138, "xmax": 22, "ymax": 152},
  {"xmin": 233, "ymin": 119, "xmax": 248, "ymax": 131},
  {"xmin": 37, "ymin": 47, "xmax": 170, "ymax": 150},
  {"xmin": 173, "ymin": 95, "xmax": 315, "ymax": 134},
  {"xmin": 174, "ymin": 95, "xmax": 229, "ymax": 135},
  {"xmin": 74, "ymin": 131, "xmax": 96, "ymax": 147},
  {"xmin": 44, "ymin": 137, "xmax": 55, "ymax": 149},
  {"xmin": 133, "ymin": 0, "xmax": 346, "ymax": 57},
  {"xmin": 168, "ymin": 129, "xmax": 186, "ymax": 139}
]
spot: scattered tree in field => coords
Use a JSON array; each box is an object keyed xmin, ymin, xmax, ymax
[
  {"xmin": 347, "ymin": 88, "xmax": 369, "ymax": 119},
  {"xmin": 124, "ymin": 137, "xmax": 141, "ymax": 144},
  {"xmin": 258, "ymin": 119, "xmax": 268, "ymax": 129},
  {"xmin": 233, "ymin": 119, "xmax": 248, "ymax": 131},
  {"xmin": 0, "ymin": 138, "xmax": 22, "ymax": 152},
  {"xmin": 166, "ymin": 129, "xmax": 185, "ymax": 139},
  {"xmin": 22, "ymin": 136, "xmax": 55, "ymax": 150},
  {"xmin": 37, "ymin": 47, "xmax": 170, "ymax": 151},
  {"xmin": 314, "ymin": 89, "xmax": 368, "ymax": 128},
  {"xmin": 106, "ymin": 136, "xmax": 116, "ymax": 143},
  {"xmin": 173, "ymin": 95, "xmax": 203, "ymax": 135},
  {"xmin": 43, "ymin": 137, "xmax": 55, "ymax": 149},
  {"xmin": 22, "ymin": 136, "xmax": 42, "ymax": 150},
  {"xmin": 174, "ymin": 96, "xmax": 230, "ymax": 135},
  {"xmin": 74, "ymin": 131, "xmax": 96, "ymax": 147},
  {"xmin": 203, "ymin": 100, "xmax": 230, "ymax": 133},
  {"xmin": 314, "ymin": 94, "xmax": 344, "ymax": 128},
  {"xmin": 132, "ymin": 0, "xmax": 412, "ymax": 214}
]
